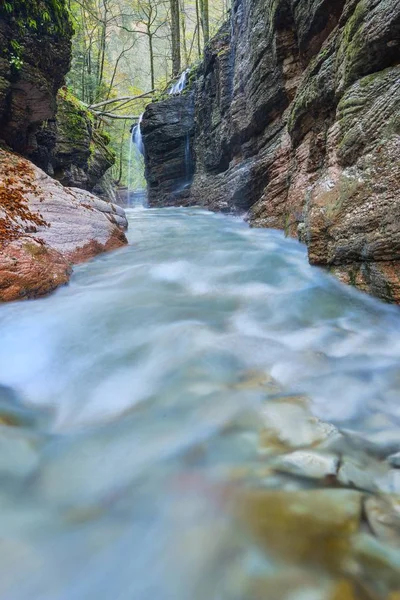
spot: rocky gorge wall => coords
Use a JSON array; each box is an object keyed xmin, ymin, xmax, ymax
[
  {"xmin": 0, "ymin": 1, "xmax": 127, "ymax": 302},
  {"xmin": 142, "ymin": 0, "xmax": 400, "ymax": 303}
]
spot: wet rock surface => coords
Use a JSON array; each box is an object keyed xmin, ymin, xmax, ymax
[
  {"xmin": 141, "ymin": 93, "xmax": 195, "ymax": 206},
  {"xmin": 0, "ymin": 149, "xmax": 127, "ymax": 301},
  {"xmin": 143, "ymin": 0, "xmax": 400, "ymax": 302}
]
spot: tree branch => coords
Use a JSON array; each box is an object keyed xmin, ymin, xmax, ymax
[{"xmin": 87, "ymin": 91, "xmax": 155, "ymax": 110}]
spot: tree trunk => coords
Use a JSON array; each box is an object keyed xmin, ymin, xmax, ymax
[
  {"xmin": 148, "ymin": 32, "xmax": 155, "ymax": 90},
  {"xmin": 195, "ymin": 0, "xmax": 201, "ymax": 56},
  {"xmin": 199, "ymin": 0, "xmax": 209, "ymax": 46},
  {"xmin": 179, "ymin": 0, "xmax": 189, "ymax": 67},
  {"xmin": 170, "ymin": 0, "xmax": 181, "ymax": 76}
]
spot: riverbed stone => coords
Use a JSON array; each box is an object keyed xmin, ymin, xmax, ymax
[
  {"xmin": 259, "ymin": 398, "xmax": 340, "ymax": 453},
  {"xmin": 388, "ymin": 452, "xmax": 400, "ymax": 468},
  {"xmin": 364, "ymin": 495, "xmax": 400, "ymax": 546},
  {"xmin": 272, "ymin": 450, "xmax": 339, "ymax": 481},
  {"xmin": 337, "ymin": 455, "xmax": 389, "ymax": 493},
  {"xmin": 350, "ymin": 533, "xmax": 400, "ymax": 595},
  {"xmin": 235, "ymin": 489, "xmax": 362, "ymax": 569}
]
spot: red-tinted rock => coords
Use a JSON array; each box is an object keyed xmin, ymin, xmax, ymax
[{"xmin": 0, "ymin": 150, "xmax": 127, "ymax": 302}]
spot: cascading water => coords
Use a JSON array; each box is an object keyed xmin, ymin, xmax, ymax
[
  {"xmin": 134, "ymin": 113, "xmax": 144, "ymax": 154},
  {"xmin": 169, "ymin": 68, "xmax": 190, "ymax": 95},
  {"xmin": 127, "ymin": 113, "xmax": 145, "ymax": 206}
]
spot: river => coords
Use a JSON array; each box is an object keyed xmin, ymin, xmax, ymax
[{"xmin": 0, "ymin": 207, "xmax": 399, "ymax": 599}]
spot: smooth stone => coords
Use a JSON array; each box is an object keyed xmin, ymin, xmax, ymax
[
  {"xmin": 260, "ymin": 399, "xmax": 339, "ymax": 454},
  {"xmin": 388, "ymin": 452, "xmax": 400, "ymax": 468},
  {"xmin": 342, "ymin": 428, "xmax": 400, "ymax": 459},
  {"xmin": 381, "ymin": 470, "xmax": 400, "ymax": 494},
  {"xmin": 350, "ymin": 533, "xmax": 400, "ymax": 594},
  {"xmin": 234, "ymin": 489, "xmax": 362, "ymax": 570},
  {"xmin": 337, "ymin": 456, "xmax": 389, "ymax": 493},
  {"xmin": 272, "ymin": 450, "xmax": 339, "ymax": 481},
  {"xmin": 364, "ymin": 495, "xmax": 400, "ymax": 545},
  {"xmin": 233, "ymin": 370, "xmax": 283, "ymax": 395}
]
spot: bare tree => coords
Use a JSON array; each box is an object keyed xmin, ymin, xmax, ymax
[{"xmin": 170, "ymin": 0, "xmax": 181, "ymax": 75}]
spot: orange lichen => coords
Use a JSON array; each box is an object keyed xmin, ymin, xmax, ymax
[{"xmin": 0, "ymin": 153, "xmax": 49, "ymax": 247}]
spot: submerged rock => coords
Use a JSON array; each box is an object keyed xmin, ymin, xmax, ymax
[
  {"xmin": 364, "ymin": 495, "xmax": 400, "ymax": 546},
  {"xmin": 0, "ymin": 149, "xmax": 127, "ymax": 301},
  {"xmin": 259, "ymin": 396, "xmax": 340, "ymax": 453},
  {"xmin": 235, "ymin": 489, "xmax": 362, "ymax": 569},
  {"xmin": 388, "ymin": 452, "xmax": 400, "ymax": 468}
]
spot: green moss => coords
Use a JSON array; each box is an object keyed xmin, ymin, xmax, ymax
[
  {"xmin": 0, "ymin": 0, "xmax": 72, "ymax": 36},
  {"xmin": 56, "ymin": 88, "xmax": 91, "ymax": 144},
  {"xmin": 97, "ymin": 130, "xmax": 111, "ymax": 145},
  {"xmin": 336, "ymin": 0, "xmax": 368, "ymax": 85}
]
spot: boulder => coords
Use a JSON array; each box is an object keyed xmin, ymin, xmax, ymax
[{"xmin": 0, "ymin": 149, "xmax": 127, "ymax": 301}]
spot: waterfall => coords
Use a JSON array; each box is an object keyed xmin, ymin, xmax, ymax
[
  {"xmin": 127, "ymin": 128, "xmax": 134, "ymax": 204},
  {"xmin": 127, "ymin": 113, "xmax": 145, "ymax": 206},
  {"xmin": 133, "ymin": 113, "xmax": 144, "ymax": 155},
  {"xmin": 169, "ymin": 69, "xmax": 190, "ymax": 95}
]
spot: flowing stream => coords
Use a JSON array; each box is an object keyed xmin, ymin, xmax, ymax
[{"xmin": 0, "ymin": 207, "xmax": 400, "ymax": 599}]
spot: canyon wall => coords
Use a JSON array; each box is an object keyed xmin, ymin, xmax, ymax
[
  {"xmin": 142, "ymin": 0, "xmax": 400, "ymax": 303},
  {"xmin": 0, "ymin": 1, "xmax": 127, "ymax": 302}
]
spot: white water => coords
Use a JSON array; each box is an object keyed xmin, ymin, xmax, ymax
[
  {"xmin": 169, "ymin": 69, "xmax": 190, "ymax": 95},
  {"xmin": 0, "ymin": 207, "xmax": 400, "ymax": 598},
  {"xmin": 127, "ymin": 114, "xmax": 145, "ymax": 204}
]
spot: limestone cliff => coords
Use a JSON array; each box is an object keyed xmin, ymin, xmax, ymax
[
  {"xmin": 142, "ymin": 0, "xmax": 400, "ymax": 303},
  {"xmin": 0, "ymin": 1, "xmax": 127, "ymax": 301}
]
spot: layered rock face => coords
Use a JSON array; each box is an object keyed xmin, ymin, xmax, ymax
[
  {"xmin": 0, "ymin": 2, "xmax": 127, "ymax": 301},
  {"xmin": 143, "ymin": 0, "xmax": 400, "ymax": 303},
  {"xmin": 141, "ymin": 94, "xmax": 195, "ymax": 206},
  {"xmin": 0, "ymin": 1, "xmax": 72, "ymax": 155}
]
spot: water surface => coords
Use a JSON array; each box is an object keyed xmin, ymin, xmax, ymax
[{"xmin": 0, "ymin": 207, "xmax": 399, "ymax": 599}]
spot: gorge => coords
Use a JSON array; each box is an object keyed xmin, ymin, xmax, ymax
[
  {"xmin": 0, "ymin": 1, "xmax": 400, "ymax": 599},
  {"xmin": 141, "ymin": 0, "xmax": 400, "ymax": 303}
]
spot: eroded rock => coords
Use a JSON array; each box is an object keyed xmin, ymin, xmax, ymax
[{"xmin": 0, "ymin": 149, "xmax": 127, "ymax": 301}]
